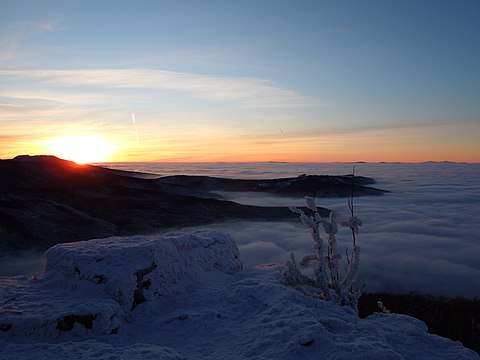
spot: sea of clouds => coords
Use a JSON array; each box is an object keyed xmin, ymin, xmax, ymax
[
  {"xmin": 3, "ymin": 162, "xmax": 479, "ymax": 298},
  {"xmin": 153, "ymin": 162, "xmax": 480, "ymax": 298}
]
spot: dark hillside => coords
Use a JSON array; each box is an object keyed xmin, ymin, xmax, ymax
[
  {"xmin": 0, "ymin": 155, "xmax": 387, "ymax": 252},
  {"xmin": 157, "ymin": 173, "xmax": 388, "ymax": 197},
  {"xmin": 0, "ymin": 156, "xmax": 293, "ymax": 251}
]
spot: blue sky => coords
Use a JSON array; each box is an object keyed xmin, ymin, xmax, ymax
[{"xmin": 1, "ymin": 0, "xmax": 479, "ymax": 162}]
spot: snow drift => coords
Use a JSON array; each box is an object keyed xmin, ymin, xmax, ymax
[{"xmin": 0, "ymin": 231, "xmax": 477, "ymax": 359}]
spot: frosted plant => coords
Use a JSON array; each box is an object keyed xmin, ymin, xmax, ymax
[
  {"xmin": 377, "ymin": 301, "xmax": 391, "ymax": 314},
  {"xmin": 288, "ymin": 204, "xmax": 330, "ymax": 299},
  {"xmin": 284, "ymin": 195, "xmax": 362, "ymax": 310}
]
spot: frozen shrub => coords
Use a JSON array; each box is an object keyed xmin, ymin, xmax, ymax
[
  {"xmin": 283, "ymin": 195, "xmax": 362, "ymax": 311},
  {"xmin": 377, "ymin": 301, "xmax": 391, "ymax": 314}
]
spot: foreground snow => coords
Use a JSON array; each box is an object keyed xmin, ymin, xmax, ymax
[{"xmin": 0, "ymin": 231, "xmax": 477, "ymax": 359}]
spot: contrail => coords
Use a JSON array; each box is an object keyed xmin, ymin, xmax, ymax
[{"xmin": 131, "ymin": 112, "xmax": 139, "ymax": 142}]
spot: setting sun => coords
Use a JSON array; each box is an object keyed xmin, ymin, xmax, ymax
[{"xmin": 47, "ymin": 136, "xmax": 115, "ymax": 164}]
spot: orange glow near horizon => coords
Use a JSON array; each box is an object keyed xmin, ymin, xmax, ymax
[
  {"xmin": 86, "ymin": 133, "xmax": 480, "ymax": 164},
  {"xmin": 109, "ymin": 125, "xmax": 479, "ymax": 163},
  {"xmin": 2, "ymin": 124, "xmax": 478, "ymax": 164},
  {"xmin": 47, "ymin": 135, "xmax": 115, "ymax": 164},
  {"xmin": 102, "ymin": 141, "xmax": 480, "ymax": 164}
]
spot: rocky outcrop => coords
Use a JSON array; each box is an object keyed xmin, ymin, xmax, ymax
[
  {"xmin": 44, "ymin": 231, "xmax": 242, "ymax": 311},
  {"xmin": 0, "ymin": 231, "xmax": 242, "ymax": 337}
]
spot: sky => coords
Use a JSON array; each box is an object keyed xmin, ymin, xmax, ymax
[{"xmin": 1, "ymin": 0, "xmax": 479, "ymax": 163}]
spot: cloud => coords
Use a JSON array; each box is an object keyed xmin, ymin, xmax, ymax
[
  {"xmin": 4, "ymin": 162, "xmax": 479, "ymax": 297},
  {"xmin": 0, "ymin": 20, "xmax": 60, "ymax": 64},
  {"xmin": 165, "ymin": 163, "xmax": 480, "ymax": 298},
  {"xmin": 238, "ymin": 241, "xmax": 288, "ymax": 267},
  {"xmin": 0, "ymin": 88, "xmax": 119, "ymax": 108},
  {"xmin": 0, "ymin": 102, "xmax": 24, "ymax": 108},
  {"xmin": 0, "ymin": 69, "xmax": 309, "ymax": 108},
  {"xmin": 0, "ymin": 251, "xmax": 45, "ymax": 277}
]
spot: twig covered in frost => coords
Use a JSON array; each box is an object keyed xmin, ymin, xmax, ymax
[
  {"xmin": 323, "ymin": 211, "xmax": 340, "ymax": 288},
  {"xmin": 377, "ymin": 301, "xmax": 391, "ymax": 314},
  {"xmin": 288, "ymin": 202, "xmax": 330, "ymax": 299},
  {"xmin": 339, "ymin": 168, "xmax": 362, "ymax": 295},
  {"xmin": 283, "ymin": 168, "xmax": 363, "ymax": 310},
  {"xmin": 284, "ymin": 253, "xmax": 315, "ymax": 288},
  {"xmin": 341, "ymin": 244, "xmax": 360, "ymax": 289}
]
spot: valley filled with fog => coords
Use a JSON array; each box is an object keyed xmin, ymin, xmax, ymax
[
  {"xmin": 3, "ymin": 162, "xmax": 479, "ymax": 298},
  {"xmin": 143, "ymin": 162, "xmax": 480, "ymax": 298}
]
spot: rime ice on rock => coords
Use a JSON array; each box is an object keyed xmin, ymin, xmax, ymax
[
  {"xmin": 0, "ymin": 230, "xmax": 241, "ymax": 337},
  {"xmin": 45, "ymin": 230, "xmax": 241, "ymax": 311}
]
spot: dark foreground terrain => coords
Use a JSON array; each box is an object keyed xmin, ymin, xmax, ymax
[{"xmin": 0, "ymin": 155, "xmax": 386, "ymax": 251}]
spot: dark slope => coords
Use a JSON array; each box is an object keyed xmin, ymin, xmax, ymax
[
  {"xmin": 0, "ymin": 156, "xmax": 292, "ymax": 251},
  {"xmin": 157, "ymin": 174, "xmax": 388, "ymax": 197},
  {"xmin": 0, "ymin": 156, "xmax": 386, "ymax": 251}
]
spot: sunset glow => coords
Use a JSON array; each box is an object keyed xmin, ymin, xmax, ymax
[
  {"xmin": 1, "ymin": 1, "xmax": 479, "ymax": 163},
  {"xmin": 47, "ymin": 136, "xmax": 115, "ymax": 164}
]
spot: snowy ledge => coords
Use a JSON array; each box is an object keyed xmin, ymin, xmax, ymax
[
  {"xmin": 0, "ymin": 230, "xmax": 241, "ymax": 337},
  {"xmin": 0, "ymin": 231, "xmax": 477, "ymax": 359}
]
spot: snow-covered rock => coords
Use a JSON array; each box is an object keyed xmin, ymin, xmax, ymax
[
  {"xmin": 0, "ymin": 232, "xmax": 478, "ymax": 359},
  {"xmin": 0, "ymin": 341, "xmax": 184, "ymax": 360},
  {"xmin": 0, "ymin": 274, "xmax": 122, "ymax": 337},
  {"xmin": 0, "ymin": 230, "xmax": 241, "ymax": 338},
  {"xmin": 44, "ymin": 230, "xmax": 241, "ymax": 311}
]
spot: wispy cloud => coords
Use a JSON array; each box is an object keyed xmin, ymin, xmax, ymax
[
  {"xmin": 0, "ymin": 20, "xmax": 60, "ymax": 64},
  {"xmin": 0, "ymin": 102, "xmax": 24, "ymax": 108},
  {"xmin": 0, "ymin": 69, "xmax": 310, "ymax": 108}
]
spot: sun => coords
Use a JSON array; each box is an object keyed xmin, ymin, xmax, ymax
[{"xmin": 48, "ymin": 135, "xmax": 115, "ymax": 164}]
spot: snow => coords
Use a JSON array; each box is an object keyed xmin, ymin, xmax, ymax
[
  {"xmin": 1, "ymin": 231, "xmax": 478, "ymax": 359},
  {"xmin": 44, "ymin": 230, "xmax": 241, "ymax": 312}
]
